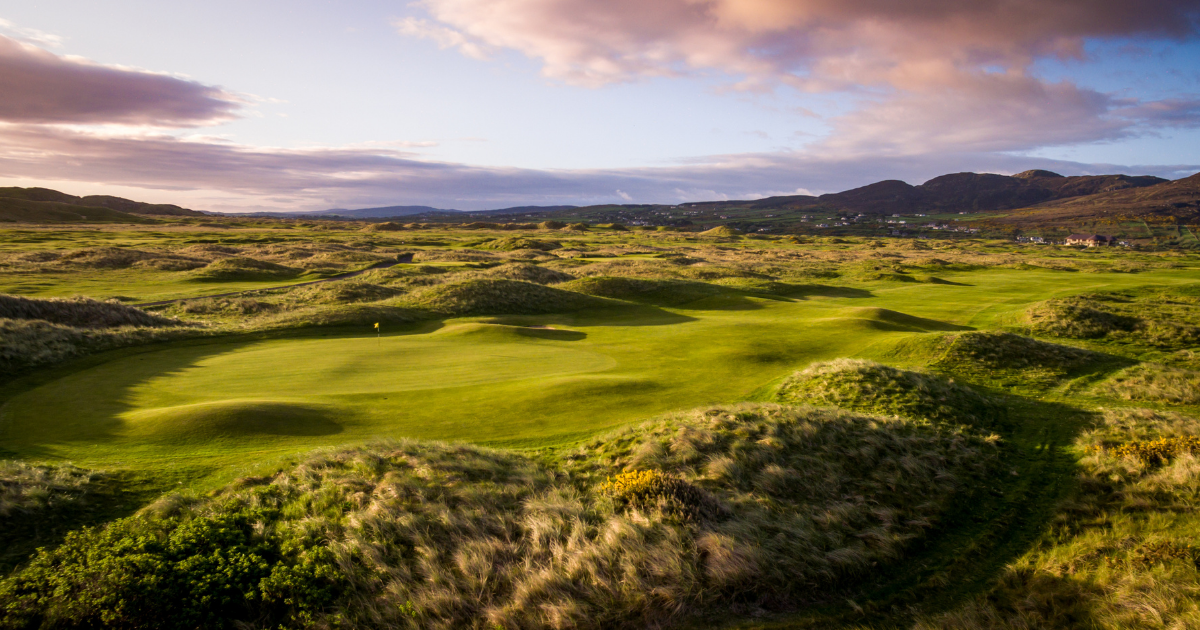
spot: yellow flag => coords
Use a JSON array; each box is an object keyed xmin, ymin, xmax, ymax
[{"xmin": 374, "ymin": 322, "xmax": 380, "ymax": 329}]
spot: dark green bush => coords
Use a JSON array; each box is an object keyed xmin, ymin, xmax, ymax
[{"xmin": 0, "ymin": 504, "xmax": 343, "ymax": 630}]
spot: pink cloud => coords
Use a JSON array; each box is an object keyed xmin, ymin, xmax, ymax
[
  {"xmin": 403, "ymin": 0, "xmax": 1200, "ymax": 153},
  {"xmin": 0, "ymin": 35, "xmax": 241, "ymax": 126}
]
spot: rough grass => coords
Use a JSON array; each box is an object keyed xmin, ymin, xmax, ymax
[
  {"xmin": 285, "ymin": 281, "xmax": 403, "ymax": 305},
  {"xmin": 465, "ymin": 262, "xmax": 576, "ymax": 285},
  {"xmin": 190, "ymin": 257, "xmax": 303, "ymax": 281},
  {"xmin": 1026, "ymin": 292, "xmax": 1200, "ymax": 349},
  {"xmin": 1094, "ymin": 363, "xmax": 1200, "ymax": 405},
  {"xmin": 0, "ymin": 294, "xmax": 179, "ymax": 328},
  {"xmin": 0, "ymin": 461, "xmax": 99, "ymax": 518},
  {"xmin": 475, "ymin": 237, "xmax": 561, "ymax": 251},
  {"xmin": 915, "ymin": 408, "xmax": 1200, "ymax": 629},
  {"xmin": 933, "ymin": 331, "xmax": 1106, "ymax": 388},
  {"xmin": 405, "ymin": 278, "xmax": 612, "ymax": 316},
  {"xmin": 0, "ymin": 318, "xmax": 200, "ymax": 381},
  {"xmin": 776, "ymin": 359, "xmax": 1005, "ymax": 430},
  {"xmin": 0, "ymin": 403, "xmax": 998, "ymax": 630}
]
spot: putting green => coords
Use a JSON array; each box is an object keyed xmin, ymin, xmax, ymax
[{"xmin": 3, "ymin": 266, "xmax": 1198, "ymax": 488}]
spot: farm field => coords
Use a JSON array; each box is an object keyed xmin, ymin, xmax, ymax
[{"xmin": 3, "ymin": 220, "xmax": 1200, "ymax": 629}]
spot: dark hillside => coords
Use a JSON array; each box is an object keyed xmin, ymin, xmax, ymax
[
  {"xmin": 0, "ymin": 187, "xmax": 202, "ymax": 218},
  {"xmin": 1013, "ymin": 171, "xmax": 1200, "ymax": 223},
  {"xmin": 0, "ymin": 197, "xmax": 149, "ymax": 223}
]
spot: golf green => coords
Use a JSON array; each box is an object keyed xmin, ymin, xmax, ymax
[{"xmin": 3, "ymin": 266, "xmax": 1198, "ymax": 487}]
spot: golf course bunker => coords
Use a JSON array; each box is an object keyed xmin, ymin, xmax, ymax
[{"xmin": 124, "ymin": 400, "xmax": 342, "ymax": 442}]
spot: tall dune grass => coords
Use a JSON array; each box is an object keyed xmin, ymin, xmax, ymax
[{"xmin": 0, "ymin": 403, "xmax": 999, "ymax": 630}]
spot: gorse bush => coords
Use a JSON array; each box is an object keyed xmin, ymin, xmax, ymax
[
  {"xmin": 776, "ymin": 359, "xmax": 1006, "ymax": 430},
  {"xmin": 596, "ymin": 470, "xmax": 724, "ymax": 521},
  {"xmin": 1097, "ymin": 435, "xmax": 1200, "ymax": 466},
  {"xmin": 1, "ymin": 403, "xmax": 999, "ymax": 630}
]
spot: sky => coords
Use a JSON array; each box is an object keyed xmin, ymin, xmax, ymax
[{"xmin": 0, "ymin": 1, "xmax": 1198, "ymax": 212}]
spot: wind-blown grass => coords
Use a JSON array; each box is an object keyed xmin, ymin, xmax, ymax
[
  {"xmin": 0, "ymin": 403, "xmax": 998, "ymax": 630},
  {"xmin": 0, "ymin": 294, "xmax": 179, "ymax": 328},
  {"xmin": 1094, "ymin": 363, "xmax": 1200, "ymax": 405}
]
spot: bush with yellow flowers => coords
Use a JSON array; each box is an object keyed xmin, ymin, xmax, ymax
[
  {"xmin": 597, "ymin": 469, "xmax": 723, "ymax": 521},
  {"xmin": 1099, "ymin": 435, "xmax": 1200, "ymax": 465}
]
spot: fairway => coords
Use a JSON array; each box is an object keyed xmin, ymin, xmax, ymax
[{"xmin": 4, "ymin": 266, "xmax": 1199, "ymax": 488}]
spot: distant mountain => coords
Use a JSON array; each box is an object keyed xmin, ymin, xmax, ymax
[
  {"xmin": 300, "ymin": 204, "xmax": 579, "ymax": 218},
  {"xmin": 725, "ymin": 171, "xmax": 1171, "ymax": 215},
  {"xmin": 0, "ymin": 187, "xmax": 203, "ymax": 217},
  {"xmin": 1009, "ymin": 171, "xmax": 1200, "ymax": 223},
  {"xmin": 470, "ymin": 205, "xmax": 578, "ymax": 216},
  {"xmin": 307, "ymin": 205, "xmax": 454, "ymax": 218}
]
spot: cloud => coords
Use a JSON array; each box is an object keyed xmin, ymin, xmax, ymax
[
  {"xmin": 405, "ymin": 0, "xmax": 1200, "ymax": 153},
  {"xmin": 393, "ymin": 17, "xmax": 490, "ymax": 60},
  {"xmin": 0, "ymin": 18, "xmax": 63, "ymax": 47},
  {"xmin": 0, "ymin": 124, "xmax": 1193, "ymax": 212},
  {"xmin": 0, "ymin": 35, "xmax": 242, "ymax": 126}
]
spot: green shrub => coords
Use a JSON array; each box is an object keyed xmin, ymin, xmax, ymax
[{"xmin": 0, "ymin": 504, "xmax": 343, "ymax": 630}]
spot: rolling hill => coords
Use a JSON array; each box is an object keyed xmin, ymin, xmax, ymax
[{"xmin": 0, "ymin": 187, "xmax": 203, "ymax": 223}]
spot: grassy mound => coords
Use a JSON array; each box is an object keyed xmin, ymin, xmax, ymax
[
  {"xmin": 406, "ymin": 278, "xmax": 611, "ymax": 316},
  {"xmin": 1094, "ymin": 363, "xmax": 1200, "ymax": 405},
  {"xmin": 286, "ymin": 281, "xmax": 402, "ymax": 304},
  {"xmin": 1026, "ymin": 296, "xmax": 1141, "ymax": 339},
  {"xmin": 475, "ymin": 237, "xmax": 561, "ymax": 251},
  {"xmin": 832, "ymin": 306, "xmax": 965, "ymax": 332},
  {"xmin": 933, "ymin": 331, "xmax": 1106, "ymax": 387},
  {"xmin": 365, "ymin": 221, "xmax": 406, "ymax": 231},
  {"xmin": 0, "ymin": 403, "xmax": 997, "ymax": 630},
  {"xmin": 125, "ymin": 400, "xmax": 343, "ymax": 441},
  {"xmin": 190, "ymin": 257, "xmax": 302, "ymax": 282},
  {"xmin": 699, "ymin": 226, "xmax": 742, "ymax": 237},
  {"xmin": 559, "ymin": 276, "xmax": 722, "ymax": 306},
  {"xmin": 471, "ymin": 262, "xmax": 575, "ymax": 285},
  {"xmin": 776, "ymin": 359, "xmax": 1005, "ymax": 429},
  {"xmin": 562, "ymin": 222, "xmax": 590, "ymax": 231},
  {"xmin": 0, "ymin": 294, "xmax": 179, "ymax": 328},
  {"xmin": 538, "ymin": 220, "xmax": 566, "ymax": 230},
  {"xmin": 1026, "ymin": 293, "xmax": 1200, "ymax": 349}
]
